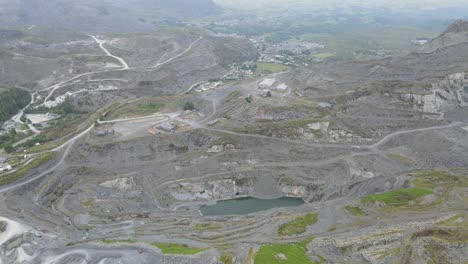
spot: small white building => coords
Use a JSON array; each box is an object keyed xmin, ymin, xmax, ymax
[
  {"xmin": 258, "ymin": 78, "xmax": 277, "ymax": 89},
  {"xmin": 260, "ymin": 89, "xmax": 271, "ymax": 97},
  {"xmin": 318, "ymin": 102, "xmax": 332, "ymax": 108},
  {"xmin": 308, "ymin": 122, "xmax": 330, "ymax": 132},
  {"xmin": 276, "ymin": 83, "xmax": 288, "ymax": 91},
  {"xmin": 0, "ymin": 164, "xmax": 12, "ymax": 172},
  {"xmin": 208, "ymin": 119, "xmax": 219, "ymax": 126},
  {"xmin": 158, "ymin": 122, "xmax": 177, "ymax": 133}
]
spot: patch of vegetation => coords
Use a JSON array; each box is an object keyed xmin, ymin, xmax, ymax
[
  {"xmin": 212, "ymin": 134, "xmax": 239, "ymax": 145},
  {"xmin": 312, "ymin": 52, "xmax": 335, "ymax": 60},
  {"xmin": 193, "ymin": 222, "xmax": 222, "ymax": 231},
  {"xmin": 335, "ymin": 95, "xmax": 347, "ymax": 106},
  {"xmin": 234, "ymin": 177, "xmax": 250, "ymax": 187},
  {"xmin": 254, "ymin": 237, "xmax": 318, "ymax": 264},
  {"xmin": 278, "ymin": 213, "xmax": 318, "ymax": 236},
  {"xmin": 425, "ymin": 242, "xmax": 451, "ymax": 264},
  {"xmin": 150, "ymin": 242, "xmax": 209, "ymax": 255},
  {"xmin": 0, "ymin": 129, "xmax": 30, "ymax": 152},
  {"xmin": 437, "ymin": 215, "xmax": 467, "ymax": 228},
  {"xmin": 0, "ymin": 152, "xmax": 56, "ymax": 186},
  {"xmin": 345, "ymin": 205, "xmax": 365, "ymax": 216},
  {"xmin": 387, "ymin": 153, "xmax": 417, "ymax": 166},
  {"xmin": 411, "ymin": 228, "xmax": 468, "ymax": 243},
  {"xmin": 0, "ymin": 87, "xmax": 30, "ymax": 127},
  {"xmin": 106, "ymin": 98, "xmax": 165, "ymax": 119},
  {"xmin": 136, "ymin": 102, "xmax": 164, "ymax": 113},
  {"xmin": 15, "ymin": 113, "xmax": 84, "ymax": 152},
  {"xmin": 101, "ymin": 240, "xmax": 210, "ymax": 255},
  {"xmin": 82, "ymin": 197, "xmax": 96, "ymax": 208},
  {"xmin": 168, "ymin": 143, "xmax": 189, "ymax": 153},
  {"xmin": 245, "ymin": 247, "xmax": 255, "ymax": 264},
  {"xmin": 297, "ymin": 236, "xmax": 315, "ymax": 248},
  {"xmin": 183, "ymin": 101, "xmax": 195, "ymax": 111},
  {"xmin": 7, "ymin": 157, "xmax": 22, "ymax": 166},
  {"xmin": 254, "ymin": 62, "xmax": 288, "ymax": 74},
  {"xmin": 411, "ymin": 170, "xmax": 468, "ymax": 189},
  {"xmin": 16, "ymin": 134, "xmax": 50, "ymax": 149},
  {"xmin": 233, "ymin": 118, "xmax": 320, "ymax": 138},
  {"xmin": 220, "ymin": 254, "xmax": 233, "ymax": 264},
  {"xmin": 226, "ymin": 90, "xmax": 243, "ymax": 101},
  {"xmin": 299, "ymin": 26, "xmax": 437, "ymax": 60},
  {"xmin": 361, "ymin": 188, "xmax": 433, "ymax": 207}
]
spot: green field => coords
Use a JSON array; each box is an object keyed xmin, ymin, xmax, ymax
[
  {"xmin": 345, "ymin": 205, "xmax": 365, "ymax": 216},
  {"xmin": 412, "ymin": 170, "xmax": 468, "ymax": 189},
  {"xmin": 387, "ymin": 153, "xmax": 417, "ymax": 166},
  {"xmin": 278, "ymin": 213, "xmax": 318, "ymax": 236},
  {"xmin": 233, "ymin": 118, "xmax": 322, "ymax": 138},
  {"xmin": 220, "ymin": 254, "xmax": 233, "ymax": 264},
  {"xmin": 106, "ymin": 98, "xmax": 165, "ymax": 119},
  {"xmin": 300, "ymin": 26, "xmax": 438, "ymax": 60},
  {"xmin": 193, "ymin": 222, "xmax": 222, "ymax": 231},
  {"xmin": 255, "ymin": 243, "xmax": 310, "ymax": 264},
  {"xmin": 100, "ymin": 240, "xmax": 208, "ymax": 255},
  {"xmin": 255, "ymin": 62, "xmax": 289, "ymax": 73},
  {"xmin": 151, "ymin": 242, "xmax": 209, "ymax": 255},
  {"xmin": 362, "ymin": 188, "xmax": 433, "ymax": 207},
  {"xmin": 312, "ymin": 52, "xmax": 335, "ymax": 60}
]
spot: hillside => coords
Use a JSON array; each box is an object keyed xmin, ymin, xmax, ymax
[{"xmin": 418, "ymin": 19, "xmax": 468, "ymax": 53}]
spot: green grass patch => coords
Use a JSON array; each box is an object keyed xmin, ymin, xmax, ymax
[
  {"xmin": 255, "ymin": 62, "xmax": 288, "ymax": 74},
  {"xmin": 299, "ymin": 26, "xmax": 438, "ymax": 60},
  {"xmin": 233, "ymin": 118, "xmax": 320, "ymax": 138},
  {"xmin": 8, "ymin": 157, "xmax": 23, "ymax": 166},
  {"xmin": 220, "ymin": 254, "xmax": 233, "ymax": 264},
  {"xmin": 297, "ymin": 236, "xmax": 315, "ymax": 248},
  {"xmin": 412, "ymin": 228, "xmax": 468, "ymax": 243},
  {"xmin": 245, "ymin": 247, "xmax": 255, "ymax": 264},
  {"xmin": 437, "ymin": 215, "xmax": 467, "ymax": 228},
  {"xmin": 193, "ymin": 222, "xmax": 222, "ymax": 231},
  {"xmin": 0, "ymin": 152, "xmax": 56, "ymax": 186},
  {"xmin": 362, "ymin": 188, "xmax": 433, "ymax": 207},
  {"xmin": 107, "ymin": 98, "xmax": 165, "ymax": 119},
  {"xmin": 254, "ymin": 237, "xmax": 316, "ymax": 264},
  {"xmin": 345, "ymin": 205, "xmax": 365, "ymax": 216},
  {"xmin": 411, "ymin": 171, "xmax": 468, "ymax": 189},
  {"xmin": 136, "ymin": 102, "xmax": 164, "ymax": 113},
  {"xmin": 386, "ymin": 153, "xmax": 417, "ymax": 166},
  {"xmin": 151, "ymin": 242, "xmax": 209, "ymax": 255},
  {"xmin": 312, "ymin": 52, "xmax": 335, "ymax": 60},
  {"xmin": 278, "ymin": 213, "xmax": 318, "ymax": 236},
  {"xmin": 82, "ymin": 197, "xmax": 96, "ymax": 208},
  {"xmin": 226, "ymin": 90, "xmax": 243, "ymax": 101}
]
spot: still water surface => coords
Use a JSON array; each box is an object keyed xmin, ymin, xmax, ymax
[{"xmin": 200, "ymin": 196, "xmax": 305, "ymax": 216}]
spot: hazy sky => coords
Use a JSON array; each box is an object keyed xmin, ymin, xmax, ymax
[{"xmin": 214, "ymin": 0, "xmax": 468, "ymax": 10}]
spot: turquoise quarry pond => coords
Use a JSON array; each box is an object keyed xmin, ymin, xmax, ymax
[{"xmin": 200, "ymin": 197, "xmax": 305, "ymax": 216}]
